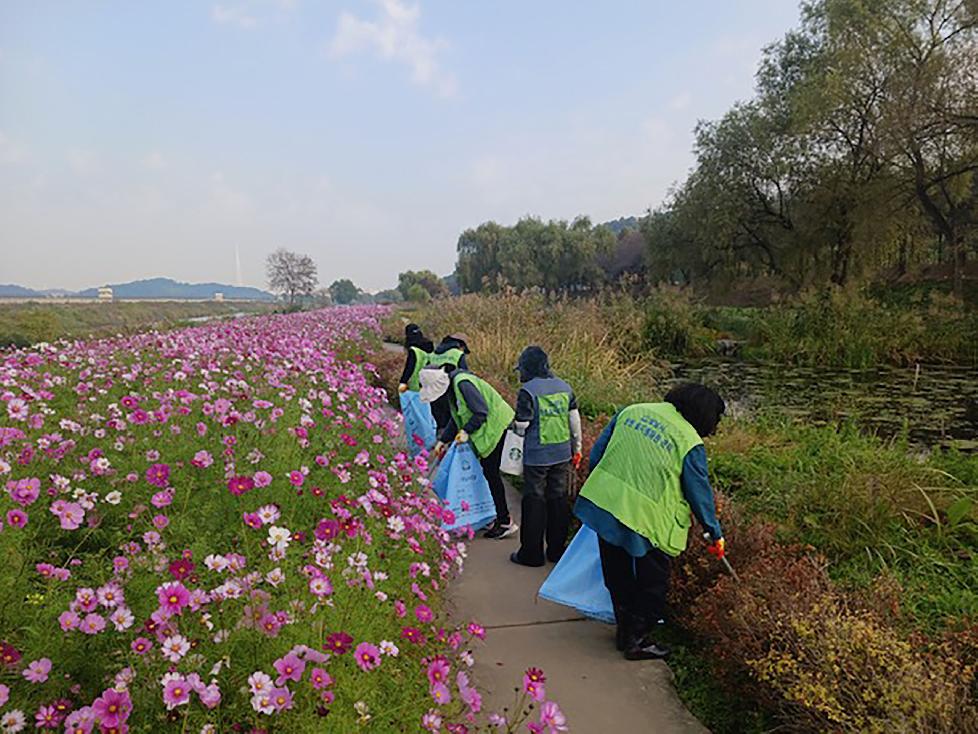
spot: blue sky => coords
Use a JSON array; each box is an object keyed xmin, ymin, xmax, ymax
[{"xmin": 0, "ymin": 1, "xmax": 802, "ymax": 292}]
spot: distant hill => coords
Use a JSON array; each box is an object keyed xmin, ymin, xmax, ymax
[
  {"xmin": 1, "ymin": 277, "xmax": 274, "ymax": 301},
  {"xmin": 0, "ymin": 284, "xmax": 44, "ymax": 298},
  {"xmin": 76, "ymin": 278, "xmax": 274, "ymax": 300}
]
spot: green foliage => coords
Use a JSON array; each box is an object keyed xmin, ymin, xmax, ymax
[
  {"xmin": 641, "ymin": 289, "xmax": 714, "ymax": 357},
  {"xmin": 456, "ymin": 216, "xmax": 614, "ymax": 294},
  {"xmin": 397, "ymin": 270, "xmax": 448, "ymax": 302},
  {"xmin": 328, "ymin": 278, "xmax": 361, "ymax": 305},
  {"xmin": 387, "ymin": 292, "xmax": 666, "ymax": 417},
  {"xmin": 644, "ymin": 0, "xmax": 978, "ymax": 296},
  {"xmin": 750, "ymin": 288, "xmax": 978, "ymax": 366},
  {"xmin": 0, "ymin": 302, "xmax": 270, "ymax": 346}
]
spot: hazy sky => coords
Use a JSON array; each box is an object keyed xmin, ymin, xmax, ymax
[{"xmin": 0, "ymin": 1, "xmax": 801, "ymax": 292}]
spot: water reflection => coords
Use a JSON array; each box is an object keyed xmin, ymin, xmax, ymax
[{"xmin": 670, "ymin": 361, "xmax": 978, "ymax": 452}]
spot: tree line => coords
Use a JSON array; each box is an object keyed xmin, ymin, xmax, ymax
[{"xmin": 453, "ymin": 0, "xmax": 978, "ymax": 298}]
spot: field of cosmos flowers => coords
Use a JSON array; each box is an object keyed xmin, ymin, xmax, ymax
[{"xmin": 0, "ymin": 308, "xmax": 565, "ymax": 733}]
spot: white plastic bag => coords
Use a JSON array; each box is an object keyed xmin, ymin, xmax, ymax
[{"xmin": 499, "ymin": 429, "xmax": 524, "ymax": 476}]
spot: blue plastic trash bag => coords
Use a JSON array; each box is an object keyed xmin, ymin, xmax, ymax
[
  {"xmin": 400, "ymin": 391, "xmax": 437, "ymax": 458},
  {"xmin": 431, "ymin": 443, "xmax": 496, "ymax": 532},
  {"xmin": 538, "ymin": 524, "xmax": 615, "ymax": 624}
]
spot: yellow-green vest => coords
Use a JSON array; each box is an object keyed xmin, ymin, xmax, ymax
[
  {"xmin": 579, "ymin": 403, "xmax": 702, "ymax": 557},
  {"xmin": 406, "ymin": 346, "xmax": 430, "ymax": 391},
  {"xmin": 428, "ymin": 348, "xmax": 464, "ymax": 370},
  {"xmin": 451, "ymin": 373, "xmax": 515, "ymax": 459}
]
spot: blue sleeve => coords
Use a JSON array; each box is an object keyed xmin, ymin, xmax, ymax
[
  {"xmin": 680, "ymin": 445, "xmax": 723, "ymax": 541},
  {"xmin": 457, "ymin": 353, "xmax": 469, "ymax": 370},
  {"xmin": 588, "ymin": 412, "xmax": 620, "ymax": 471}
]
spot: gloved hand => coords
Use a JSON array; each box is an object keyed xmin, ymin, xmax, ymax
[
  {"xmin": 707, "ymin": 537, "xmax": 726, "ymax": 559},
  {"xmin": 398, "ymin": 383, "xmax": 408, "ymax": 394},
  {"xmin": 454, "ymin": 430, "xmax": 469, "ymax": 444},
  {"xmin": 432, "ymin": 441, "xmax": 447, "ymax": 459},
  {"xmin": 571, "ymin": 452, "xmax": 583, "ymax": 470}
]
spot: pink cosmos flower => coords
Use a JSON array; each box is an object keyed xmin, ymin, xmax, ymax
[
  {"xmin": 22, "ymin": 657, "xmax": 51, "ymax": 683},
  {"xmin": 199, "ymin": 683, "xmax": 221, "ymax": 709},
  {"xmin": 145, "ymin": 463, "xmax": 170, "ymax": 488},
  {"xmin": 92, "ymin": 689, "xmax": 131, "ymax": 727},
  {"xmin": 401, "ymin": 626, "xmax": 426, "ymax": 645},
  {"xmin": 58, "ymin": 611, "xmax": 81, "ymax": 632},
  {"xmin": 273, "ymin": 653, "xmax": 305, "ymax": 685},
  {"xmin": 421, "ymin": 710, "xmax": 442, "ymax": 732},
  {"xmin": 5, "ymin": 509, "xmax": 27, "ymax": 529},
  {"xmin": 131, "ymin": 637, "xmax": 152, "ymax": 655},
  {"xmin": 309, "ymin": 667, "xmax": 332, "ymax": 690},
  {"xmin": 167, "ymin": 558, "xmax": 195, "ymax": 580},
  {"xmin": 191, "ymin": 450, "xmax": 213, "ymax": 468},
  {"xmin": 163, "ymin": 676, "xmax": 191, "ymax": 710},
  {"xmin": 467, "ymin": 622, "xmax": 486, "ymax": 640},
  {"xmin": 227, "ymin": 475, "xmax": 254, "ymax": 496},
  {"xmin": 152, "ymin": 514, "xmax": 169, "ymax": 530},
  {"xmin": 253, "ymin": 471, "xmax": 272, "ymax": 488},
  {"xmin": 430, "ymin": 682, "xmax": 451, "ymax": 706},
  {"xmin": 0, "ymin": 684, "xmax": 8, "ymax": 707},
  {"xmin": 538, "ymin": 700, "xmax": 568, "ymax": 732},
  {"xmin": 34, "ymin": 705, "xmax": 59, "ymax": 729},
  {"xmin": 354, "ymin": 642, "xmax": 381, "ymax": 672},
  {"xmin": 427, "ymin": 657, "xmax": 450, "ymax": 687},
  {"xmin": 323, "ymin": 631, "xmax": 353, "ymax": 655},
  {"xmin": 156, "ymin": 582, "xmax": 190, "ymax": 614},
  {"xmin": 288, "ymin": 470, "xmax": 304, "ymax": 487},
  {"xmin": 270, "ymin": 686, "xmax": 294, "ymax": 712},
  {"xmin": 314, "ymin": 518, "xmax": 340, "ymax": 541},
  {"xmin": 415, "ymin": 604, "xmax": 434, "ymax": 623},
  {"xmin": 55, "ymin": 502, "xmax": 85, "ymax": 530},
  {"xmin": 7, "ymin": 478, "xmax": 40, "ymax": 506},
  {"xmin": 80, "ymin": 613, "xmax": 106, "ymax": 635},
  {"xmin": 242, "ymin": 512, "xmax": 263, "ymax": 530}
]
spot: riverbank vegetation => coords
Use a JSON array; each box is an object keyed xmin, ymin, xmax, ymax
[
  {"xmin": 378, "ymin": 292, "xmax": 978, "ymax": 732},
  {"xmin": 440, "ymin": 0, "xmax": 977, "ymax": 315},
  {"xmin": 0, "ymin": 300, "xmax": 272, "ymax": 348}
]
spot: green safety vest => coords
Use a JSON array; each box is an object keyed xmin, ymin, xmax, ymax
[
  {"xmin": 428, "ymin": 348, "xmax": 464, "ymax": 370},
  {"xmin": 406, "ymin": 346, "xmax": 430, "ymax": 391},
  {"xmin": 451, "ymin": 373, "xmax": 515, "ymax": 459},
  {"xmin": 537, "ymin": 391, "xmax": 571, "ymax": 445},
  {"xmin": 579, "ymin": 403, "xmax": 703, "ymax": 557}
]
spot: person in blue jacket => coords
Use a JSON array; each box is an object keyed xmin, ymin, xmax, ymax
[{"xmin": 574, "ymin": 383, "xmax": 725, "ymax": 661}]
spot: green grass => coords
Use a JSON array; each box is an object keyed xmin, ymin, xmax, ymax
[
  {"xmin": 658, "ymin": 626, "xmax": 772, "ymax": 734},
  {"xmin": 0, "ymin": 300, "xmax": 273, "ymax": 346},
  {"xmin": 709, "ymin": 418, "xmax": 978, "ymax": 631}
]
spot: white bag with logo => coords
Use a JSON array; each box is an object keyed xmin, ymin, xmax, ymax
[{"xmin": 499, "ymin": 429, "xmax": 524, "ymax": 476}]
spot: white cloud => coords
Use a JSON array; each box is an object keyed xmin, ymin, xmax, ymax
[
  {"xmin": 329, "ymin": 0, "xmax": 456, "ymax": 97},
  {"xmin": 212, "ymin": 4, "xmax": 259, "ymax": 29},
  {"xmin": 143, "ymin": 151, "xmax": 168, "ymax": 170},
  {"xmin": 67, "ymin": 148, "xmax": 99, "ymax": 174},
  {"xmin": 668, "ymin": 91, "xmax": 692, "ymax": 111},
  {"xmin": 0, "ymin": 131, "xmax": 27, "ymax": 164}
]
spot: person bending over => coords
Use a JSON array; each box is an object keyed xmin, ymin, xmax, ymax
[{"xmin": 574, "ymin": 383, "xmax": 726, "ymax": 661}]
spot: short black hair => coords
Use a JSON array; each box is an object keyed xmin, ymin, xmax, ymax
[{"xmin": 664, "ymin": 383, "xmax": 725, "ymax": 437}]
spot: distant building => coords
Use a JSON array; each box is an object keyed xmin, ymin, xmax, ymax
[
  {"xmin": 213, "ymin": 292, "xmax": 225, "ymax": 302},
  {"xmin": 97, "ymin": 286, "xmax": 113, "ymax": 302}
]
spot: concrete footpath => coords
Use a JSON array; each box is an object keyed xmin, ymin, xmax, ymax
[{"xmin": 449, "ymin": 481, "xmax": 708, "ymax": 733}]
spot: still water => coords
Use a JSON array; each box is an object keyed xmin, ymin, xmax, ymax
[{"xmin": 670, "ymin": 361, "xmax": 978, "ymax": 451}]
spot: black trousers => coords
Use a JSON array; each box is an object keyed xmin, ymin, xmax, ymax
[
  {"xmin": 517, "ymin": 462, "xmax": 571, "ymax": 564},
  {"xmin": 431, "ymin": 395, "xmax": 452, "ymax": 434},
  {"xmin": 598, "ymin": 537, "xmax": 671, "ymax": 629},
  {"xmin": 479, "ymin": 434, "xmax": 510, "ymax": 525}
]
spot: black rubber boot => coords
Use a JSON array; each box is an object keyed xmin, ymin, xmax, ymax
[
  {"xmin": 624, "ymin": 636, "xmax": 672, "ymax": 661},
  {"xmin": 615, "ymin": 607, "xmax": 645, "ymax": 652}
]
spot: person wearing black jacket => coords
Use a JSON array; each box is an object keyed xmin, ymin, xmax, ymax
[
  {"xmin": 398, "ymin": 324, "xmax": 434, "ymax": 393},
  {"xmin": 425, "ymin": 334, "xmax": 470, "ymax": 432}
]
